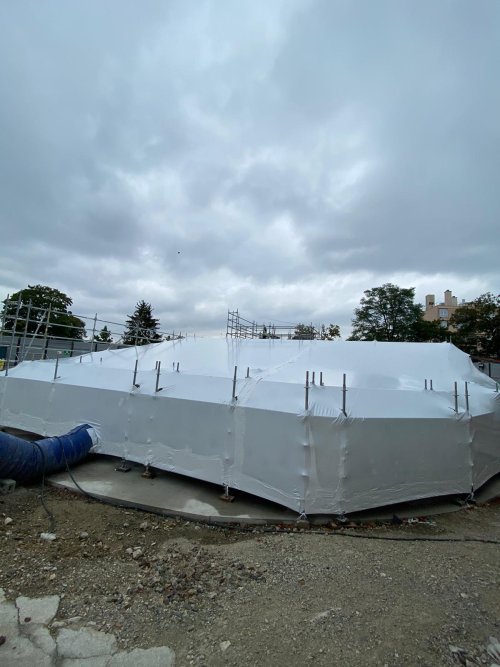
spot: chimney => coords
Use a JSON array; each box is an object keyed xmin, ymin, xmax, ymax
[
  {"xmin": 444, "ymin": 290, "xmax": 452, "ymax": 306},
  {"xmin": 452, "ymin": 296, "xmax": 458, "ymax": 306},
  {"xmin": 425, "ymin": 294, "xmax": 435, "ymax": 310}
]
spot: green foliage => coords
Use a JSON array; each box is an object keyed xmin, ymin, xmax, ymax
[
  {"xmin": 348, "ymin": 283, "xmax": 426, "ymax": 342},
  {"xmin": 293, "ymin": 323, "xmax": 316, "ymax": 340},
  {"xmin": 321, "ymin": 324, "xmax": 341, "ymax": 340},
  {"xmin": 2, "ymin": 284, "xmax": 86, "ymax": 339},
  {"xmin": 450, "ymin": 292, "xmax": 500, "ymax": 358},
  {"xmin": 259, "ymin": 325, "xmax": 279, "ymax": 339},
  {"xmin": 95, "ymin": 325, "xmax": 113, "ymax": 343},
  {"xmin": 411, "ymin": 317, "xmax": 448, "ymax": 343},
  {"xmin": 123, "ymin": 301, "xmax": 162, "ymax": 346}
]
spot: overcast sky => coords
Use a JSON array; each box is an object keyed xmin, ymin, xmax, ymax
[{"xmin": 1, "ymin": 0, "xmax": 499, "ymax": 337}]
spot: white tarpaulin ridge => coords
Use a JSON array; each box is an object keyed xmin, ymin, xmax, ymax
[{"xmin": 0, "ymin": 338, "xmax": 498, "ymax": 515}]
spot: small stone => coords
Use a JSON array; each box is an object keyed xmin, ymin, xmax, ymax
[
  {"xmin": 40, "ymin": 532, "xmax": 57, "ymax": 541},
  {"xmin": 79, "ymin": 532, "xmax": 89, "ymax": 540},
  {"xmin": 310, "ymin": 610, "xmax": 331, "ymax": 623},
  {"xmin": 4, "ymin": 517, "xmax": 13, "ymax": 525},
  {"xmin": 220, "ymin": 640, "xmax": 231, "ymax": 652},
  {"xmin": 139, "ymin": 521, "xmax": 149, "ymax": 530}
]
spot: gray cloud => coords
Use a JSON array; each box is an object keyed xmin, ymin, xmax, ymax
[{"xmin": 0, "ymin": 0, "xmax": 498, "ymax": 336}]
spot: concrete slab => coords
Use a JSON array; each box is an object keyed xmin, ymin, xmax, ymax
[
  {"xmin": 22, "ymin": 625, "xmax": 56, "ymax": 659},
  {"xmin": 1, "ymin": 588, "xmax": 176, "ymax": 667},
  {"xmin": 0, "ymin": 592, "xmax": 53, "ymax": 667},
  {"xmin": 0, "ymin": 633, "xmax": 53, "ymax": 667},
  {"xmin": 16, "ymin": 595, "xmax": 60, "ymax": 625},
  {"xmin": 56, "ymin": 628, "xmax": 117, "ymax": 659},
  {"xmin": 48, "ymin": 456, "xmax": 298, "ymax": 525},
  {"xmin": 60, "ymin": 658, "xmax": 110, "ymax": 667},
  {"xmin": 48, "ymin": 455, "xmax": 500, "ymax": 525}
]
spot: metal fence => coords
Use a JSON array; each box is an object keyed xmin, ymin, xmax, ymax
[{"xmin": 0, "ymin": 298, "xmax": 188, "ymax": 370}]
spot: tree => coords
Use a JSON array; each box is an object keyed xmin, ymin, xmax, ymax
[
  {"xmin": 321, "ymin": 324, "xmax": 341, "ymax": 340},
  {"xmin": 1, "ymin": 285, "xmax": 86, "ymax": 339},
  {"xmin": 450, "ymin": 292, "xmax": 500, "ymax": 358},
  {"xmin": 95, "ymin": 325, "xmax": 113, "ymax": 343},
  {"xmin": 411, "ymin": 317, "xmax": 448, "ymax": 343},
  {"xmin": 348, "ymin": 284, "xmax": 425, "ymax": 342},
  {"xmin": 293, "ymin": 324, "xmax": 316, "ymax": 340},
  {"xmin": 123, "ymin": 301, "xmax": 162, "ymax": 346}
]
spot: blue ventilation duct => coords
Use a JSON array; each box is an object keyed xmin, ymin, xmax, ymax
[{"xmin": 0, "ymin": 424, "xmax": 97, "ymax": 482}]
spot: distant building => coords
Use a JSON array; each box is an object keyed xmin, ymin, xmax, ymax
[{"xmin": 423, "ymin": 290, "xmax": 467, "ymax": 331}]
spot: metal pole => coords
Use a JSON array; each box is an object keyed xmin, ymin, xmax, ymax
[
  {"xmin": 42, "ymin": 302, "xmax": 52, "ymax": 359},
  {"xmin": 90, "ymin": 314, "xmax": 97, "ymax": 353},
  {"xmin": 464, "ymin": 381, "xmax": 469, "ymax": 413},
  {"xmin": 488, "ymin": 362, "xmax": 492, "ymax": 378},
  {"xmin": 155, "ymin": 361, "xmax": 162, "ymax": 392},
  {"xmin": 176, "ymin": 362, "xmax": 179, "ymax": 372},
  {"xmin": 133, "ymin": 359, "xmax": 139, "ymax": 388},
  {"xmin": 246, "ymin": 366, "xmax": 250, "ymax": 378},
  {"xmin": 454, "ymin": 381, "xmax": 458, "ymax": 413},
  {"xmin": 320, "ymin": 372, "xmax": 324, "ymax": 386},
  {"xmin": 342, "ymin": 373, "xmax": 347, "ymax": 416},
  {"xmin": 305, "ymin": 371, "xmax": 309, "ymax": 411},
  {"xmin": 232, "ymin": 365, "xmax": 237, "ymax": 401},
  {"xmin": 20, "ymin": 300, "xmax": 31, "ymax": 361},
  {"xmin": 6, "ymin": 295, "xmax": 22, "ymax": 371},
  {"xmin": 53, "ymin": 351, "xmax": 61, "ymax": 381},
  {"xmin": 312, "ymin": 371, "xmax": 315, "ymax": 385},
  {"xmin": 424, "ymin": 379, "xmax": 428, "ymax": 390},
  {"xmin": 430, "ymin": 379, "xmax": 433, "ymax": 391},
  {"xmin": 0, "ymin": 295, "xmax": 7, "ymax": 334}
]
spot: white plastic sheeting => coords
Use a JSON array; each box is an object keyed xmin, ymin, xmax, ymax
[{"xmin": 0, "ymin": 338, "xmax": 498, "ymax": 515}]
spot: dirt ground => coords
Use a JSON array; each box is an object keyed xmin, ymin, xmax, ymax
[{"xmin": 1, "ymin": 484, "xmax": 499, "ymax": 667}]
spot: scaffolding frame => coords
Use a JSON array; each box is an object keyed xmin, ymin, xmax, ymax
[{"xmin": 226, "ymin": 310, "xmax": 324, "ymax": 340}]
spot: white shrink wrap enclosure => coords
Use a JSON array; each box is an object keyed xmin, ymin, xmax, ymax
[{"xmin": 0, "ymin": 338, "xmax": 498, "ymax": 515}]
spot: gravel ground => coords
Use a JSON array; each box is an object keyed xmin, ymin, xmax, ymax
[{"xmin": 1, "ymin": 485, "xmax": 499, "ymax": 666}]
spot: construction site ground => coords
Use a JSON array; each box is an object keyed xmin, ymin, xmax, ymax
[{"xmin": 1, "ymin": 484, "xmax": 499, "ymax": 666}]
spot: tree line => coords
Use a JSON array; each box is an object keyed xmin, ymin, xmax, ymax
[
  {"xmin": 1, "ymin": 283, "xmax": 498, "ymax": 358},
  {"xmin": 346, "ymin": 283, "xmax": 499, "ymax": 358},
  {"xmin": 0, "ymin": 286, "xmax": 162, "ymax": 347}
]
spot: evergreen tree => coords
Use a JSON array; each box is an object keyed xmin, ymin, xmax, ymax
[
  {"xmin": 293, "ymin": 324, "xmax": 316, "ymax": 339},
  {"xmin": 321, "ymin": 324, "xmax": 341, "ymax": 340},
  {"xmin": 123, "ymin": 301, "xmax": 161, "ymax": 346},
  {"xmin": 95, "ymin": 325, "xmax": 113, "ymax": 343}
]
